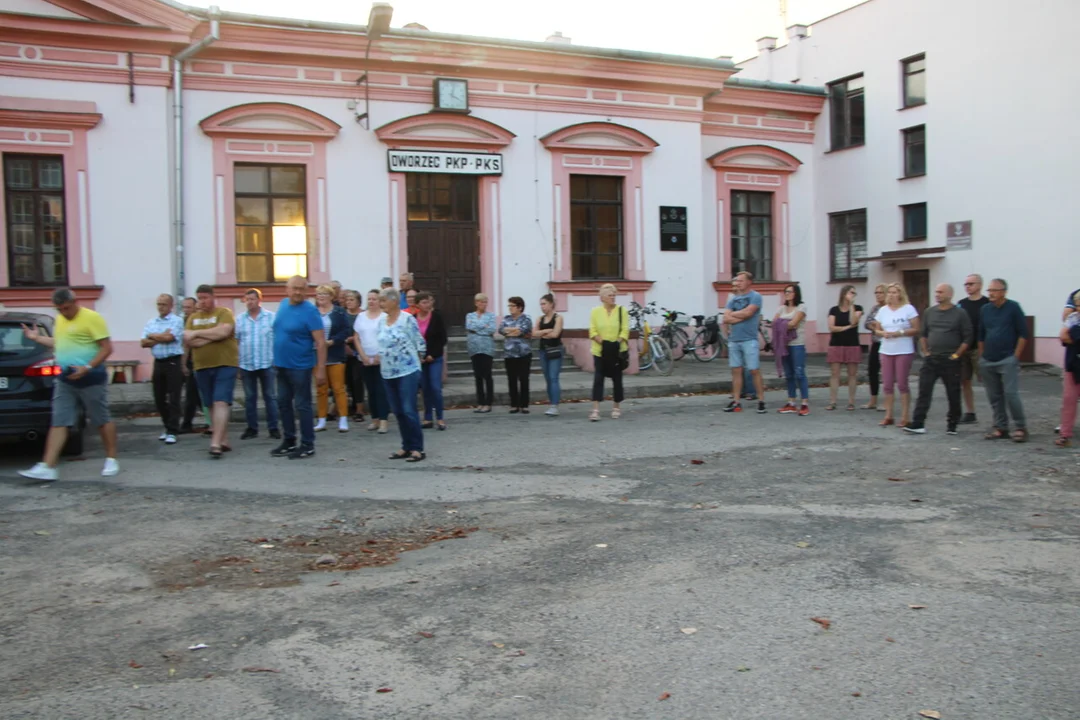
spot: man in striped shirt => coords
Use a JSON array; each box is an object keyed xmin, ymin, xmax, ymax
[
  {"xmin": 236, "ymin": 288, "xmax": 280, "ymax": 440},
  {"xmin": 141, "ymin": 294, "xmax": 186, "ymax": 444}
]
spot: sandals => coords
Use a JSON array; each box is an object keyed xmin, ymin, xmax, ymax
[
  {"xmin": 209, "ymin": 446, "xmax": 223, "ymax": 459},
  {"xmin": 984, "ymin": 428, "xmax": 1007, "ymax": 440},
  {"xmin": 611, "ymin": 408, "xmax": 621, "ymax": 420},
  {"xmin": 421, "ymin": 421, "xmax": 434, "ymax": 429},
  {"xmin": 389, "ymin": 450, "xmax": 409, "ymax": 460},
  {"xmin": 825, "ymin": 403, "xmax": 837, "ymax": 411},
  {"xmin": 861, "ymin": 403, "xmax": 877, "ymax": 410},
  {"xmin": 846, "ymin": 404, "xmax": 856, "ymax": 411},
  {"xmin": 406, "ymin": 451, "xmax": 426, "ymax": 463},
  {"xmin": 437, "ymin": 422, "xmax": 447, "ymax": 431},
  {"xmin": 1055, "ymin": 436, "xmax": 1072, "ymax": 448},
  {"xmin": 589, "ymin": 409, "xmax": 600, "ymax": 422},
  {"xmin": 879, "ymin": 418, "xmax": 895, "ymax": 427},
  {"xmin": 1011, "ymin": 429, "xmax": 1028, "ymax": 443}
]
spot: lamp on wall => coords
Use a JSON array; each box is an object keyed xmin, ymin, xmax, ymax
[{"xmin": 354, "ymin": 3, "xmax": 394, "ymax": 129}]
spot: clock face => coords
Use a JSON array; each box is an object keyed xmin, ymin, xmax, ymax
[{"xmin": 437, "ymin": 79, "xmax": 468, "ymax": 110}]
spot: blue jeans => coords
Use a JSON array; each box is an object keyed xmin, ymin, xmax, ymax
[
  {"xmin": 385, "ymin": 371, "xmax": 423, "ymax": 453},
  {"xmin": 242, "ymin": 368, "xmax": 279, "ymax": 431},
  {"xmin": 539, "ymin": 348, "xmax": 562, "ymax": 405},
  {"xmin": 781, "ymin": 345, "xmax": 809, "ymax": 400},
  {"xmin": 420, "ymin": 358, "xmax": 444, "ymax": 422},
  {"xmin": 275, "ymin": 367, "xmax": 314, "ymax": 448}
]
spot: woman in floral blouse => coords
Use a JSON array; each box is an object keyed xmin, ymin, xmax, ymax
[
  {"xmin": 499, "ymin": 296, "xmax": 533, "ymax": 413},
  {"xmin": 376, "ymin": 288, "xmax": 427, "ymax": 462},
  {"xmin": 465, "ymin": 293, "xmax": 497, "ymax": 413}
]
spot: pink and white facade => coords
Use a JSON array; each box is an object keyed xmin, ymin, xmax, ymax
[{"xmin": 10, "ymin": 0, "xmax": 1068, "ymax": 375}]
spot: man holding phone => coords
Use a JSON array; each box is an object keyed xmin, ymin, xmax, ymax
[{"xmin": 18, "ymin": 287, "xmax": 120, "ymax": 481}]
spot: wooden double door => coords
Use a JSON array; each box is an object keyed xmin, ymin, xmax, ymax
[{"xmin": 406, "ymin": 173, "xmax": 480, "ymax": 324}]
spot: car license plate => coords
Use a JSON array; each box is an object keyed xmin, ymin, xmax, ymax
[{"xmin": 0, "ymin": 377, "xmax": 7, "ymax": 389}]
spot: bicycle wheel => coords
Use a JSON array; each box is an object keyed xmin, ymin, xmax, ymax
[
  {"xmin": 638, "ymin": 335, "xmax": 654, "ymax": 371},
  {"xmin": 650, "ymin": 336, "xmax": 674, "ymax": 376},
  {"xmin": 670, "ymin": 326, "xmax": 690, "ymax": 361},
  {"xmin": 690, "ymin": 329, "xmax": 719, "ymax": 362}
]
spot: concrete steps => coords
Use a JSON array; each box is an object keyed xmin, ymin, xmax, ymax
[{"xmin": 443, "ymin": 336, "xmax": 579, "ymax": 377}]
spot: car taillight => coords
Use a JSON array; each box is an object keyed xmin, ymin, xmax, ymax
[{"xmin": 25, "ymin": 359, "xmax": 63, "ymax": 377}]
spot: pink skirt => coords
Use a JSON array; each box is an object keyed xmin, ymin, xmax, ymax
[{"xmin": 827, "ymin": 345, "xmax": 862, "ymax": 364}]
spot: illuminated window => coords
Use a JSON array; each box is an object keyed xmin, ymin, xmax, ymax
[{"xmin": 234, "ymin": 164, "xmax": 307, "ymax": 283}]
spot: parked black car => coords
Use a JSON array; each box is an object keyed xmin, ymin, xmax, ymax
[{"xmin": 0, "ymin": 311, "xmax": 84, "ymax": 455}]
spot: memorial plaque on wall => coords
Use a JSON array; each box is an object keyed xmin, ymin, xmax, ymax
[{"xmin": 660, "ymin": 206, "xmax": 688, "ymax": 251}]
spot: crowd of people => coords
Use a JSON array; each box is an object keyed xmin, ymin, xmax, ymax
[{"xmin": 13, "ymin": 271, "xmax": 1079, "ymax": 481}]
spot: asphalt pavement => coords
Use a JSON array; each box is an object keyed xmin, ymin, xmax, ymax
[{"xmin": 0, "ymin": 369, "xmax": 1077, "ymax": 719}]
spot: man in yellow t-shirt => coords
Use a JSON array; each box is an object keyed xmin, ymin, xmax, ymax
[
  {"xmin": 184, "ymin": 284, "xmax": 238, "ymax": 458},
  {"xmin": 18, "ymin": 287, "xmax": 120, "ymax": 481}
]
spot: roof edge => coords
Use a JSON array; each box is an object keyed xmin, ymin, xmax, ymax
[
  {"xmin": 167, "ymin": 1, "xmax": 735, "ymax": 71},
  {"xmin": 724, "ymin": 77, "xmax": 827, "ymax": 97}
]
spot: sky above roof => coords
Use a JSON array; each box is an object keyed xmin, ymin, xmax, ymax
[{"xmin": 201, "ymin": 0, "xmax": 864, "ymax": 62}]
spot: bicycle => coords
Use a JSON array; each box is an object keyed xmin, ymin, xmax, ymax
[
  {"xmin": 659, "ymin": 308, "xmax": 692, "ymax": 361},
  {"xmin": 627, "ymin": 301, "xmax": 674, "ymax": 376},
  {"xmin": 687, "ymin": 312, "xmax": 724, "ymax": 362}
]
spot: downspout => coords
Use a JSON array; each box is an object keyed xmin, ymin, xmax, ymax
[{"xmin": 171, "ymin": 7, "xmax": 220, "ymax": 300}]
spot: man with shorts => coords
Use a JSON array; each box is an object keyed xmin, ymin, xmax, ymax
[
  {"xmin": 184, "ymin": 284, "xmax": 239, "ymax": 458},
  {"xmin": 18, "ymin": 288, "xmax": 120, "ymax": 481},
  {"xmin": 722, "ymin": 271, "xmax": 766, "ymax": 413},
  {"xmin": 957, "ymin": 274, "xmax": 989, "ymax": 424}
]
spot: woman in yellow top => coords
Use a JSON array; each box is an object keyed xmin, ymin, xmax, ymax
[{"xmin": 589, "ymin": 283, "xmax": 630, "ymax": 421}]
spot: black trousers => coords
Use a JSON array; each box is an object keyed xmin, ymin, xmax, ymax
[
  {"xmin": 504, "ymin": 355, "xmax": 531, "ymax": 408},
  {"xmin": 592, "ymin": 365, "xmax": 625, "ymax": 403},
  {"xmin": 153, "ymin": 356, "xmax": 185, "ymax": 434},
  {"xmin": 868, "ymin": 341, "xmax": 881, "ymax": 397},
  {"xmin": 345, "ymin": 355, "xmax": 365, "ymax": 411},
  {"xmin": 912, "ymin": 355, "xmax": 962, "ymax": 429},
  {"xmin": 471, "ymin": 354, "xmax": 494, "ymax": 406}
]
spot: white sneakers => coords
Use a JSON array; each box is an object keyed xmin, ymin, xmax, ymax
[
  {"xmin": 18, "ymin": 463, "xmax": 58, "ymax": 482},
  {"xmin": 545, "ymin": 406, "xmax": 559, "ymax": 416},
  {"xmin": 158, "ymin": 432, "xmax": 167, "ymax": 441},
  {"xmin": 17, "ymin": 457, "xmax": 118, "ymax": 481},
  {"xmin": 338, "ymin": 417, "xmax": 349, "ymax": 433},
  {"xmin": 314, "ymin": 418, "xmax": 327, "ymax": 432},
  {"xmin": 164, "ymin": 434, "xmax": 177, "ymax": 444}
]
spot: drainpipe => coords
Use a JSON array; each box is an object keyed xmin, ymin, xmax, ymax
[{"xmin": 171, "ymin": 7, "xmax": 220, "ymax": 300}]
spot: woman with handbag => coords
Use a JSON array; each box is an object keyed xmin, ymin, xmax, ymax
[
  {"xmin": 589, "ymin": 283, "xmax": 630, "ymax": 421},
  {"xmin": 535, "ymin": 293, "xmax": 564, "ymax": 416}
]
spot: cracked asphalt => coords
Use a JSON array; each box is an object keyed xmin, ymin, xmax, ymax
[{"xmin": 1, "ymin": 371, "xmax": 1078, "ymax": 720}]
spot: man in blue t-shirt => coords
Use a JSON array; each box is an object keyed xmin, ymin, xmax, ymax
[
  {"xmin": 271, "ymin": 275, "xmax": 327, "ymax": 459},
  {"xmin": 977, "ymin": 278, "xmax": 1028, "ymax": 441},
  {"xmin": 722, "ymin": 271, "xmax": 766, "ymax": 413}
]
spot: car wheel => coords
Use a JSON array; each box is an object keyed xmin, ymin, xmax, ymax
[{"xmin": 61, "ymin": 409, "xmax": 87, "ymax": 457}]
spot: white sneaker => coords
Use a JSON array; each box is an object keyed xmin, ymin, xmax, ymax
[
  {"xmin": 18, "ymin": 462, "xmax": 58, "ymax": 481},
  {"xmin": 314, "ymin": 418, "xmax": 327, "ymax": 432},
  {"xmin": 545, "ymin": 406, "xmax": 559, "ymax": 416},
  {"xmin": 164, "ymin": 434, "xmax": 177, "ymax": 444},
  {"xmin": 158, "ymin": 432, "xmax": 167, "ymax": 441},
  {"xmin": 338, "ymin": 417, "xmax": 349, "ymax": 433},
  {"xmin": 101, "ymin": 458, "xmax": 120, "ymax": 477}
]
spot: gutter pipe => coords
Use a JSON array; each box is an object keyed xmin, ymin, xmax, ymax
[{"xmin": 171, "ymin": 7, "xmax": 219, "ymax": 299}]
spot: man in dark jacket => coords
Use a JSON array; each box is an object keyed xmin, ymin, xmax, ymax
[
  {"xmin": 905, "ymin": 284, "xmax": 972, "ymax": 435},
  {"xmin": 978, "ymin": 278, "xmax": 1028, "ymax": 441}
]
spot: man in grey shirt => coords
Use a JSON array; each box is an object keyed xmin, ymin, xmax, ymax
[{"xmin": 905, "ymin": 283, "xmax": 973, "ymax": 435}]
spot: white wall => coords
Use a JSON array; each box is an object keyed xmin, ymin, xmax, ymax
[
  {"xmin": 739, "ymin": 0, "xmax": 1080, "ymax": 347},
  {"xmin": 1, "ymin": 76, "xmax": 172, "ymax": 344}
]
